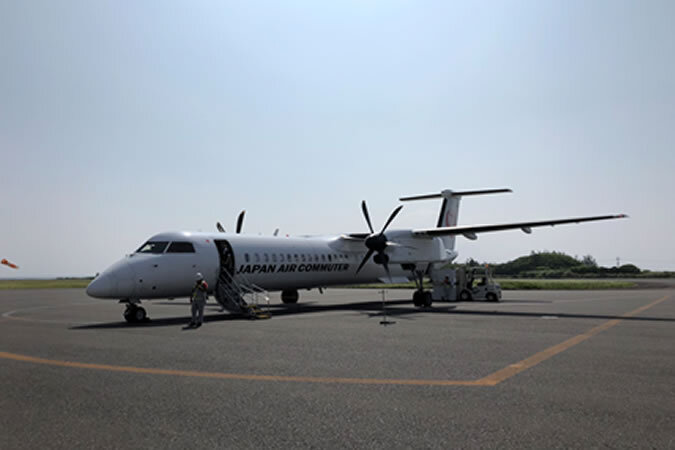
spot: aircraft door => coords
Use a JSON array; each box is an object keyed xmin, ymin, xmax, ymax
[{"xmin": 215, "ymin": 240, "xmax": 235, "ymax": 276}]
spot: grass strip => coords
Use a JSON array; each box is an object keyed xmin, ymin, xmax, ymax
[
  {"xmin": 497, "ymin": 279, "xmax": 636, "ymax": 290},
  {"xmin": 345, "ymin": 279, "xmax": 637, "ymax": 290},
  {"xmin": 0, "ymin": 279, "xmax": 92, "ymax": 290}
]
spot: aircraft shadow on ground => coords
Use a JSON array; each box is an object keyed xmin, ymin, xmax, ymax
[{"xmin": 69, "ymin": 297, "xmax": 675, "ymax": 330}]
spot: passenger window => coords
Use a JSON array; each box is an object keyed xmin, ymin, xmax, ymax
[
  {"xmin": 136, "ymin": 241, "xmax": 169, "ymax": 254},
  {"xmin": 294, "ymin": 254, "xmax": 299, "ymax": 262},
  {"xmin": 328, "ymin": 254, "xmax": 332, "ymax": 262},
  {"xmin": 245, "ymin": 253, "xmax": 250, "ymax": 263},
  {"xmin": 280, "ymin": 254, "xmax": 285, "ymax": 262},
  {"xmin": 264, "ymin": 253, "xmax": 269, "ymax": 263},
  {"xmin": 321, "ymin": 254, "xmax": 326, "ymax": 262},
  {"xmin": 301, "ymin": 254, "xmax": 306, "ymax": 262},
  {"xmin": 166, "ymin": 242, "xmax": 195, "ymax": 253},
  {"xmin": 255, "ymin": 253, "xmax": 260, "ymax": 262}
]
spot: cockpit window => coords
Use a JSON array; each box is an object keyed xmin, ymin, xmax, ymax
[
  {"xmin": 166, "ymin": 242, "xmax": 195, "ymax": 253},
  {"xmin": 136, "ymin": 241, "xmax": 169, "ymax": 254}
]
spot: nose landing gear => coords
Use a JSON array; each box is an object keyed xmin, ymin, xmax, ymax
[{"xmin": 122, "ymin": 300, "xmax": 148, "ymax": 323}]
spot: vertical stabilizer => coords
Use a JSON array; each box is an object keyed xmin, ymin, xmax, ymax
[
  {"xmin": 400, "ymin": 188, "xmax": 512, "ymax": 252},
  {"xmin": 435, "ymin": 191, "xmax": 461, "ymax": 251}
]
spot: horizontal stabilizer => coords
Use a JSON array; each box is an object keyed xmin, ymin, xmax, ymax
[{"xmin": 400, "ymin": 188, "xmax": 512, "ymax": 201}]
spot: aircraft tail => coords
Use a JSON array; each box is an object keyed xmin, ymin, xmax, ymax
[{"xmin": 399, "ymin": 188, "xmax": 512, "ymax": 251}]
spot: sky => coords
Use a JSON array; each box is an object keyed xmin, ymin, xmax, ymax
[{"xmin": 1, "ymin": 0, "xmax": 674, "ymax": 278}]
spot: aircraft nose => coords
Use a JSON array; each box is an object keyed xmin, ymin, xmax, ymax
[
  {"xmin": 86, "ymin": 258, "xmax": 136, "ymax": 299},
  {"xmin": 86, "ymin": 271, "xmax": 116, "ymax": 298}
]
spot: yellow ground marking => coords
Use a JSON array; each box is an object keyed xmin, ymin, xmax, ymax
[
  {"xmin": 476, "ymin": 294, "xmax": 671, "ymax": 386},
  {"xmin": 0, "ymin": 351, "xmax": 480, "ymax": 386},
  {"xmin": 0, "ymin": 294, "xmax": 670, "ymax": 387}
]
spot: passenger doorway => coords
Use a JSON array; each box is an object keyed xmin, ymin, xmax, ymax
[{"xmin": 214, "ymin": 240, "xmax": 235, "ymax": 276}]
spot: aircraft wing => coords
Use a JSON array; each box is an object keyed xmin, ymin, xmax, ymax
[
  {"xmin": 412, "ymin": 214, "xmax": 628, "ymax": 238},
  {"xmin": 342, "ymin": 233, "xmax": 369, "ymax": 240}
]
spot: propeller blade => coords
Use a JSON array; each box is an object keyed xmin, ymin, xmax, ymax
[
  {"xmin": 380, "ymin": 205, "xmax": 403, "ymax": 234},
  {"xmin": 356, "ymin": 249, "xmax": 375, "ymax": 274},
  {"xmin": 216, "ymin": 222, "xmax": 225, "ymax": 233},
  {"xmin": 361, "ymin": 200, "xmax": 374, "ymax": 234},
  {"xmin": 236, "ymin": 210, "xmax": 245, "ymax": 234}
]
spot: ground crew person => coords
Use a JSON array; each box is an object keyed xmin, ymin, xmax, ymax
[
  {"xmin": 189, "ymin": 273, "xmax": 209, "ymax": 328},
  {"xmin": 442, "ymin": 275, "xmax": 452, "ymax": 301}
]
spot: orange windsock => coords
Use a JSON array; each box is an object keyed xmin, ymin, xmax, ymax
[{"xmin": 1, "ymin": 259, "xmax": 19, "ymax": 269}]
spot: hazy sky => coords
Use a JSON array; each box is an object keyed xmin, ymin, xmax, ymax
[{"xmin": 1, "ymin": 0, "xmax": 674, "ymax": 277}]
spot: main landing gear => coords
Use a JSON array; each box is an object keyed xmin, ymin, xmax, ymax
[
  {"xmin": 281, "ymin": 289, "xmax": 299, "ymax": 304},
  {"xmin": 411, "ymin": 269, "xmax": 432, "ymax": 308},
  {"xmin": 121, "ymin": 300, "xmax": 148, "ymax": 323}
]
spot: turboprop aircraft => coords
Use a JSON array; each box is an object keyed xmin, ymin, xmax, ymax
[{"xmin": 86, "ymin": 188, "xmax": 627, "ymax": 323}]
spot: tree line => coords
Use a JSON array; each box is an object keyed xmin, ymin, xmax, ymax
[{"xmin": 460, "ymin": 251, "xmax": 671, "ymax": 278}]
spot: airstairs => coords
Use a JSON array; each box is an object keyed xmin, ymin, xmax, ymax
[{"xmin": 214, "ymin": 270, "xmax": 271, "ymax": 319}]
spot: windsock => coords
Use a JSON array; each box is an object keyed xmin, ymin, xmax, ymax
[{"xmin": 1, "ymin": 259, "xmax": 19, "ymax": 269}]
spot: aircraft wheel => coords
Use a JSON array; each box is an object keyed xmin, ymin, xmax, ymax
[
  {"xmin": 486, "ymin": 293, "xmax": 498, "ymax": 303},
  {"xmin": 134, "ymin": 307, "xmax": 147, "ymax": 321},
  {"xmin": 459, "ymin": 290, "xmax": 473, "ymax": 302},
  {"xmin": 281, "ymin": 289, "xmax": 299, "ymax": 304},
  {"xmin": 412, "ymin": 291, "xmax": 424, "ymax": 307},
  {"xmin": 423, "ymin": 292, "xmax": 433, "ymax": 307},
  {"xmin": 124, "ymin": 305, "xmax": 147, "ymax": 323}
]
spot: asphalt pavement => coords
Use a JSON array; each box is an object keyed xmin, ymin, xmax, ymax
[{"xmin": 1, "ymin": 285, "xmax": 674, "ymax": 448}]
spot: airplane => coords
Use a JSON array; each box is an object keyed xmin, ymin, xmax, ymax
[{"xmin": 86, "ymin": 188, "xmax": 627, "ymax": 323}]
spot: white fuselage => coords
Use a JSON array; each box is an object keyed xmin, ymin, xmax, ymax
[{"xmin": 86, "ymin": 231, "xmax": 446, "ymax": 300}]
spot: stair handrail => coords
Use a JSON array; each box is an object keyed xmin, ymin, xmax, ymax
[{"xmin": 216, "ymin": 270, "xmax": 270, "ymax": 315}]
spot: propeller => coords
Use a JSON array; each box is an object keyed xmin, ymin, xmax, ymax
[
  {"xmin": 355, "ymin": 201, "xmax": 403, "ymax": 280},
  {"xmin": 236, "ymin": 210, "xmax": 245, "ymax": 234},
  {"xmin": 216, "ymin": 210, "xmax": 246, "ymax": 234},
  {"xmin": 215, "ymin": 210, "xmax": 278, "ymax": 236}
]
